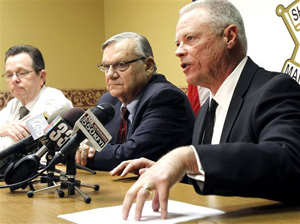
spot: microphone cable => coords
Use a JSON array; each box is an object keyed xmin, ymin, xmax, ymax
[{"xmin": 0, "ymin": 163, "xmax": 53, "ymax": 189}]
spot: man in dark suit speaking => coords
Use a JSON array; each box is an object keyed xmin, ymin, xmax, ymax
[
  {"xmin": 110, "ymin": 0, "xmax": 300, "ymax": 221},
  {"xmin": 76, "ymin": 32, "xmax": 195, "ymax": 171}
]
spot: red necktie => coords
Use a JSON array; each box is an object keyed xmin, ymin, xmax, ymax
[
  {"xmin": 117, "ymin": 106, "xmax": 130, "ymax": 144},
  {"xmin": 188, "ymin": 84, "xmax": 201, "ymax": 115}
]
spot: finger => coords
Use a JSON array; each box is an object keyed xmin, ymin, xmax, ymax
[
  {"xmin": 81, "ymin": 148, "xmax": 89, "ymax": 166},
  {"xmin": 16, "ymin": 125, "xmax": 30, "ymax": 138},
  {"xmin": 120, "ymin": 163, "xmax": 135, "ymax": 177},
  {"xmin": 121, "ymin": 160, "xmax": 147, "ymax": 177},
  {"xmin": 110, "ymin": 160, "xmax": 131, "ymax": 176},
  {"xmin": 19, "ymin": 129, "xmax": 30, "ymax": 138},
  {"xmin": 152, "ymin": 191, "xmax": 160, "ymax": 212},
  {"xmin": 9, "ymin": 122, "xmax": 29, "ymax": 140},
  {"xmin": 135, "ymin": 186, "xmax": 152, "ymax": 221},
  {"xmin": 109, "ymin": 167, "xmax": 119, "ymax": 176},
  {"xmin": 75, "ymin": 149, "xmax": 82, "ymax": 164},
  {"xmin": 122, "ymin": 187, "xmax": 137, "ymax": 220},
  {"xmin": 8, "ymin": 129, "xmax": 22, "ymax": 141},
  {"xmin": 16, "ymin": 120, "xmax": 30, "ymax": 133},
  {"xmin": 13, "ymin": 133, "xmax": 22, "ymax": 141},
  {"xmin": 139, "ymin": 168, "xmax": 148, "ymax": 175},
  {"xmin": 88, "ymin": 148, "xmax": 96, "ymax": 158},
  {"xmin": 158, "ymin": 187, "xmax": 169, "ymax": 219}
]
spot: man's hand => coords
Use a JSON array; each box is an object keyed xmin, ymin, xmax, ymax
[
  {"xmin": 121, "ymin": 146, "xmax": 199, "ymax": 221},
  {"xmin": 75, "ymin": 143, "xmax": 96, "ymax": 166},
  {"xmin": 110, "ymin": 157, "xmax": 155, "ymax": 177},
  {"xmin": 0, "ymin": 117, "xmax": 30, "ymax": 141}
]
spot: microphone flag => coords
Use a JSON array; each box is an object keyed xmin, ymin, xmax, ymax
[{"xmin": 72, "ymin": 109, "xmax": 112, "ymax": 152}]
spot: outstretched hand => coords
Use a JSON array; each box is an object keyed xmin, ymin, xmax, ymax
[
  {"xmin": 110, "ymin": 157, "xmax": 155, "ymax": 177},
  {"xmin": 121, "ymin": 146, "xmax": 199, "ymax": 221}
]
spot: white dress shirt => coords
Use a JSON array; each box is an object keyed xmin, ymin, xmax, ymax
[
  {"xmin": 0, "ymin": 86, "xmax": 73, "ymax": 149},
  {"xmin": 188, "ymin": 56, "xmax": 248, "ymax": 181}
]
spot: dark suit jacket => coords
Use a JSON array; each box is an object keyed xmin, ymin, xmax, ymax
[
  {"xmin": 87, "ymin": 74, "xmax": 195, "ymax": 171},
  {"xmin": 191, "ymin": 57, "xmax": 300, "ymax": 203}
]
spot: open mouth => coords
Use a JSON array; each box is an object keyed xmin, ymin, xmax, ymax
[{"xmin": 181, "ymin": 62, "xmax": 190, "ymax": 71}]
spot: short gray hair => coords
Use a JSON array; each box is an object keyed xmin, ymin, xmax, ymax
[
  {"xmin": 180, "ymin": 0, "xmax": 247, "ymax": 55},
  {"xmin": 102, "ymin": 32, "xmax": 157, "ymax": 72}
]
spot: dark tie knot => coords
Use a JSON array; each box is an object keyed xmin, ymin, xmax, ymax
[
  {"xmin": 121, "ymin": 106, "xmax": 130, "ymax": 120},
  {"xmin": 209, "ymin": 99, "xmax": 218, "ymax": 112},
  {"xmin": 19, "ymin": 106, "xmax": 30, "ymax": 119}
]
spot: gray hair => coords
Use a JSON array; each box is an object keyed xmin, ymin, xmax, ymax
[
  {"xmin": 180, "ymin": 0, "xmax": 247, "ymax": 55},
  {"xmin": 102, "ymin": 32, "xmax": 157, "ymax": 72}
]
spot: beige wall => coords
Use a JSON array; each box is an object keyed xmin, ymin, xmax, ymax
[
  {"xmin": 0, "ymin": 0, "xmax": 105, "ymax": 91},
  {"xmin": 0, "ymin": 0, "xmax": 190, "ymax": 92},
  {"xmin": 103, "ymin": 0, "xmax": 190, "ymax": 88}
]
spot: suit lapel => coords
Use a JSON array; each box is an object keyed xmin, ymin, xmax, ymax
[
  {"xmin": 105, "ymin": 101, "xmax": 122, "ymax": 143},
  {"xmin": 127, "ymin": 74, "xmax": 164, "ymax": 136},
  {"xmin": 220, "ymin": 95, "xmax": 243, "ymax": 142},
  {"xmin": 193, "ymin": 100, "xmax": 209, "ymax": 144},
  {"xmin": 220, "ymin": 57, "xmax": 259, "ymax": 142}
]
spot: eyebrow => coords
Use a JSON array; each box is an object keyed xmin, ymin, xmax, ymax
[{"xmin": 6, "ymin": 65, "xmax": 30, "ymax": 70}]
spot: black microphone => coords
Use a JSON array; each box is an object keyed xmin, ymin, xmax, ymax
[
  {"xmin": 35, "ymin": 107, "xmax": 85, "ymax": 159},
  {"xmin": 3, "ymin": 108, "xmax": 85, "ymax": 186},
  {"xmin": 0, "ymin": 108, "xmax": 70, "ymax": 162},
  {"xmin": 0, "ymin": 108, "xmax": 71, "ymax": 177},
  {"xmin": 49, "ymin": 102, "xmax": 115, "ymax": 167}
]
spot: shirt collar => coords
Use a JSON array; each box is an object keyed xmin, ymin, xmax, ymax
[
  {"xmin": 212, "ymin": 56, "xmax": 248, "ymax": 111},
  {"xmin": 23, "ymin": 86, "xmax": 46, "ymax": 111},
  {"xmin": 120, "ymin": 95, "xmax": 141, "ymax": 123}
]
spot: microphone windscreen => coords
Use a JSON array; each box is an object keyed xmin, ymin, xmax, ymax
[
  {"xmin": 63, "ymin": 107, "xmax": 85, "ymax": 128},
  {"xmin": 91, "ymin": 102, "xmax": 115, "ymax": 125},
  {"xmin": 47, "ymin": 107, "xmax": 70, "ymax": 123}
]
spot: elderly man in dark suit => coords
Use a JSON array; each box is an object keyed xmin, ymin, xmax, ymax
[
  {"xmin": 75, "ymin": 32, "xmax": 195, "ymax": 171},
  {"xmin": 109, "ymin": 0, "xmax": 300, "ymax": 221}
]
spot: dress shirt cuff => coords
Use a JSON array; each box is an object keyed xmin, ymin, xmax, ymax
[{"xmin": 187, "ymin": 145, "xmax": 205, "ymax": 182}]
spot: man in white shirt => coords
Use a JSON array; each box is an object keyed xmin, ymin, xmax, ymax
[
  {"xmin": 110, "ymin": 0, "xmax": 300, "ymax": 221},
  {"xmin": 0, "ymin": 45, "xmax": 73, "ymax": 151}
]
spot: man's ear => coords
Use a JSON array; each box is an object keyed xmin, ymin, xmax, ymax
[
  {"xmin": 145, "ymin": 57, "xmax": 155, "ymax": 74},
  {"xmin": 39, "ymin": 69, "xmax": 47, "ymax": 86},
  {"xmin": 223, "ymin": 24, "xmax": 238, "ymax": 49}
]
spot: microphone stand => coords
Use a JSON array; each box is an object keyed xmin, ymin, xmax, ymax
[
  {"xmin": 27, "ymin": 152, "xmax": 99, "ymax": 203},
  {"xmin": 76, "ymin": 163, "xmax": 97, "ymax": 175},
  {"xmin": 61, "ymin": 153, "xmax": 100, "ymax": 203},
  {"xmin": 27, "ymin": 149, "xmax": 65, "ymax": 198}
]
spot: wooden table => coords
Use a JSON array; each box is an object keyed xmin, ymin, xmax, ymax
[{"xmin": 0, "ymin": 167, "xmax": 299, "ymax": 223}]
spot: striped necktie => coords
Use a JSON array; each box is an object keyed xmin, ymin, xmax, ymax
[{"xmin": 117, "ymin": 106, "xmax": 130, "ymax": 144}]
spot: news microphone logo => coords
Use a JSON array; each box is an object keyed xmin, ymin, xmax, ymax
[
  {"xmin": 74, "ymin": 109, "xmax": 112, "ymax": 152},
  {"xmin": 45, "ymin": 116, "xmax": 73, "ymax": 148},
  {"xmin": 26, "ymin": 113, "xmax": 49, "ymax": 140}
]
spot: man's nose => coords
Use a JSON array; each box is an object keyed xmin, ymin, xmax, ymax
[
  {"xmin": 11, "ymin": 73, "xmax": 20, "ymax": 81},
  {"xmin": 175, "ymin": 44, "xmax": 187, "ymax": 58},
  {"xmin": 106, "ymin": 66, "xmax": 119, "ymax": 78}
]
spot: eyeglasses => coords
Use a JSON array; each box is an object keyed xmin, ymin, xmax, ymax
[
  {"xmin": 2, "ymin": 70, "xmax": 34, "ymax": 81},
  {"xmin": 98, "ymin": 57, "xmax": 145, "ymax": 73}
]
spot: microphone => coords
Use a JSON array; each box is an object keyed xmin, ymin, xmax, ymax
[
  {"xmin": 3, "ymin": 108, "xmax": 85, "ymax": 186},
  {"xmin": 49, "ymin": 102, "xmax": 115, "ymax": 166},
  {"xmin": 0, "ymin": 108, "xmax": 70, "ymax": 162},
  {"xmin": 35, "ymin": 107, "xmax": 85, "ymax": 159}
]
